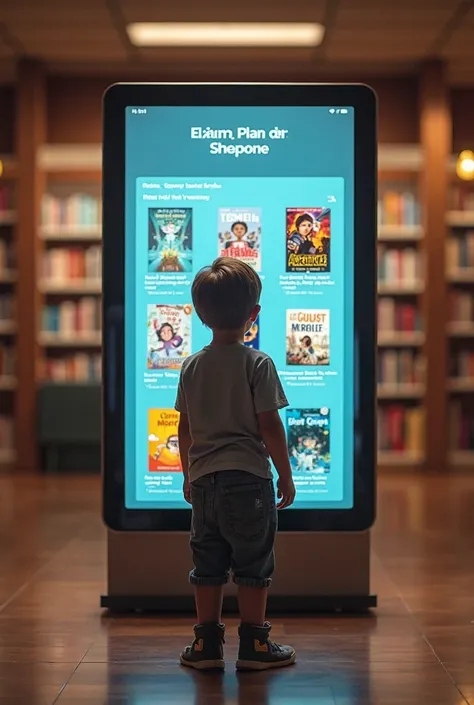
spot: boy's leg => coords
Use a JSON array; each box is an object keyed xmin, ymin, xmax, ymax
[
  {"xmin": 217, "ymin": 471, "xmax": 296, "ymax": 671},
  {"xmin": 181, "ymin": 475, "xmax": 231, "ymax": 671}
]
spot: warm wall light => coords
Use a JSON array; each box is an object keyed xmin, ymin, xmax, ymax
[
  {"xmin": 127, "ymin": 23, "xmax": 325, "ymax": 47},
  {"xmin": 456, "ymin": 150, "xmax": 474, "ymax": 181},
  {"xmin": 0, "ymin": 160, "xmax": 3, "ymax": 178}
]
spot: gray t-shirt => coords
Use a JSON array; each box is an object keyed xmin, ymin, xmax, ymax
[{"xmin": 175, "ymin": 343, "xmax": 288, "ymax": 482}]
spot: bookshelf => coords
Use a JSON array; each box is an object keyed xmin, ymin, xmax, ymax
[
  {"xmin": 446, "ymin": 179, "xmax": 474, "ymax": 467},
  {"xmin": 0, "ymin": 171, "xmax": 17, "ymax": 465},
  {"xmin": 38, "ymin": 177, "xmax": 102, "ymax": 386},
  {"xmin": 377, "ymin": 173, "xmax": 426, "ymax": 468}
]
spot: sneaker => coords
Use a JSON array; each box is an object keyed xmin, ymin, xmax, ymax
[
  {"xmin": 180, "ymin": 623, "xmax": 226, "ymax": 671},
  {"xmin": 236, "ymin": 622, "xmax": 296, "ymax": 671}
]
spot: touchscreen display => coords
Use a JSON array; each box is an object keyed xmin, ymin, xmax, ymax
[{"xmin": 124, "ymin": 106, "xmax": 354, "ymax": 510}]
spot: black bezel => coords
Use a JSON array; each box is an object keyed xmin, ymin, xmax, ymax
[{"xmin": 102, "ymin": 83, "xmax": 377, "ymax": 533}]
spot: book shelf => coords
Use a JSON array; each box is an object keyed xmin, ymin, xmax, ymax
[
  {"xmin": 446, "ymin": 179, "xmax": 474, "ymax": 467},
  {"xmin": 0, "ymin": 163, "xmax": 17, "ymax": 465},
  {"xmin": 38, "ymin": 176, "xmax": 102, "ymax": 386},
  {"xmin": 377, "ymin": 172, "xmax": 426, "ymax": 468}
]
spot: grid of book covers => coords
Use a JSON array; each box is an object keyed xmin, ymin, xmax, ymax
[{"xmin": 145, "ymin": 204, "xmax": 333, "ymax": 488}]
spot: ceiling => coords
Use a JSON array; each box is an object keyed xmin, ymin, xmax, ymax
[{"xmin": 0, "ymin": 0, "xmax": 474, "ymax": 84}]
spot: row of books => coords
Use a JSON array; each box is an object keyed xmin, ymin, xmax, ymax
[
  {"xmin": 0, "ymin": 240, "xmax": 15, "ymax": 271},
  {"xmin": 0, "ymin": 416, "xmax": 14, "ymax": 449},
  {"xmin": 0, "ymin": 294, "xmax": 14, "ymax": 321},
  {"xmin": 449, "ymin": 291, "xmax": 474, "ymax": 323},
  {"xmin": 378, "ymin": 405, "xmax": 424, "ymax": 454},
  {"xmin": 378, "ymin": 350, "xmax": 425, "ymax": 385},
  {"xmin": 449, "ymin": 400, "xmax": 474, "ymax": 451},
  {"xmin": 377, "ymin": 190, "xmax": 420, "ymax": 227},
  {"xmin": 42, "ymin": 353, "xmax": 101, "ymax": 382},
  {"xmin": 42, "ymin": 246, "xmax": 102, "ymax": 282},
  {"xmin": 450, "ymin": 351, "xmax": 474, "ymax": 379},
  {"xmin": 446, "ymin": 232, "xmax": 474, "ymax": 270},
  {"xmin": 378, "ymin": 247, "xmax": 421, "ymax": 285},
  {"xmin": 449, "ymin": 185, "xmax": 474, "ymax": 212},
  {"xmin": 42, "ymin": 193, "xmax": 102, "ymax": 228},
  {"xmin": 378, "ymin": 300, "xmax": 422, "ymax": 333},
  {"xmin": 0, "ymin": 186, "xmax": 14, "ymax": 213},
  {"xmin": 42, "ymin": 299, "xmax": 102, "ymax": 335},
  {"xmin": 0, "ymin": 345, "xmax": 14, "ymax": 375}
]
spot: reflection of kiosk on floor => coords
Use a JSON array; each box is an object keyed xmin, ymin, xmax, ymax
[{"xmin": 101, "ymin": 83, "xmax": 377, "ymax": 612}]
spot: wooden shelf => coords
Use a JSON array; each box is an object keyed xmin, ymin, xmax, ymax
[
  {"xmin": 446, "ymin": 211, "xmax": 474, "ymax": 227},
  {"xmin": 449, "ymin": 450, "xmax": 474, "ymax": 466},
  {"xmin": 0, "ymin": 448, "xmax": 16, "ymax": 465},
  {"xmin": 39, "ymin": 331, "xmax": 101, "ymax": 347},
  {"xmin": 40, "ymin": 224, "xmax": 101, "ymax": 241},
  {"xmin": 378, "ymin": 331, "xmax": 425, "ymax": 347},
  {"xmin": 378, "ymin": 451, "xmax": 424, "ymax": 466},
  {"xmin": 39, "ymin": 279, "xmax": 102, "ymax": 295},
  {"xmin": 447, "ymin": 269, "xmax": 474, "ymax": 284},
  {"xmin": 0, "ymin": 271, "xmax": 17, "ymax": 284},
  {"xmin": 378, "ymin": 282, "xmax": 424, "ymax": 295},
  {"xmin": 378, "ymin": 225, "xmax": 423, "ymax": 241},
  {"xmin": 447, "ymin": 378, "xmax": 474, "ymax": 393},
  {"xmin": 447, "ymin": 322, "xmax": 474, "ymax": 337},
  {"xmin": 0, "ymin": 375, "xmax": 17, "ymax": 390},
  {"xmin": 0, "ymin": 211, "xmax": 17, "ymax": 226},
  {"xmin": 378, "ymin": 383, "xmax": 425, "ymax": 399},
  {"xmin": 0, "ymin": 320, "xmax": 16, "ymax": 335}
]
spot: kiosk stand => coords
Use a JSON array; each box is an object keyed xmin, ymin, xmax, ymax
[
  {"xmin": 101, "ymin": 83, "xmax": 377, "ymax": 614},
  {"xmin": 101, "ymin": 531, "xmax": 375, "ymax": 613}
]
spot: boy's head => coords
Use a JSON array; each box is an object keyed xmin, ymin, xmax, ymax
[
  {"xmin": 192, "ymin": 257, "xmax": 261, "ymax": 331},
  {"xmin": 295, "ymin": 213, "xmax": 314, "ymax": 238},
  {"xmin": 231, "ymin": 221, "xmax": 248, "ymax": 240}
]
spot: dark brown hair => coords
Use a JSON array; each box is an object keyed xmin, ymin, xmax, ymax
[{"xmin": 192, "ymin": 257, "xmax": 262, "ymax": 330}]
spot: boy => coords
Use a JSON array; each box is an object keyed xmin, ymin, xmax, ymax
[{"xmin": 175, "ymin": 257, "xmax": 296, "ymax": 672}]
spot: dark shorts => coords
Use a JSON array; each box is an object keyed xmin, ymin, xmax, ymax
[{"xmin": 189, "ymin": 470, "xmax": 277, "ymax": 588}]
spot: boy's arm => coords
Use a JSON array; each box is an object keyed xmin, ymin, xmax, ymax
[
  {"xmin": 258, "ymin": 410, "xmax": 295, "ymax": 509},
  {"xmin": 178, "ymin": 412, "xmax": 192, "ymax": 504}
]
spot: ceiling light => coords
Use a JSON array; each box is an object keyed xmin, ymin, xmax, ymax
[
  {"xmin": 127, "ymin": 23, "xmax": 325, "ymax": 48},
  {"xmin": 456, "ymin": 150, "xmax": 474, "ymax": 181}
]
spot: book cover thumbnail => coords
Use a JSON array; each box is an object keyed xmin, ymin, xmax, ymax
[
  {"xmin": 148, "ymin": 409, "xmax": 181, "ymax": 472},
  {"xmin": 148, "ymin": 207, "xmax": 193, "ymax": 273},
  {"xmin": 287, "ymin": 408, "xmax": 330, "ymax": 473},
  {"xmin": 286, "ymin": 309, "xmax": 330, "ymax": 366},
  {"xmin": 286, "ymin": 207, "xmax": 331, "ymax": 273},
  {"xmin": 218, "ymin": 207, "xmax": 261, "ymax": 271},
  {"xmin": 147, "ymin": 304, "xmax": 192, "ymax": 369},
  {"xmin": 244, "ymin": 315, "xmax": 260, "ymax": 350}
]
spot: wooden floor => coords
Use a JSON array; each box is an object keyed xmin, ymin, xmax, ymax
[{"xmin": 0, "ymin": 473, "xmax": 474, "ymax": 704}]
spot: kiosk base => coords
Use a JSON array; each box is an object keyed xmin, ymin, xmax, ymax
[{"xmin": 102, "ymin": 530, "xmax": 376, "ymax": 614}]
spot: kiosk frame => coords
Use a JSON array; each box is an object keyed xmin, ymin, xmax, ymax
[{"xmin": 101, "ymin": 83, "xmax": 377, "ymax": 612}]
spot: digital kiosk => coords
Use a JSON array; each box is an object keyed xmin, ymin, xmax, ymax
[{"xmin": 102, "ymin": 83, "xmax": 377, "ymax": 612}]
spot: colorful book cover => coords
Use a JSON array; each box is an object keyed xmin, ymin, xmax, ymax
[
  {"xmin": 244, "ymin": 315, "xmax": 260, "ymax": 350},
  {"xmin": 286, "ymin": 207, "xmax": 331, "ymax": 273},
  {"xmin": 218, "ymin": 207, "xmax": 261, "ymax": 271},
  {"xmin": 147, "ymin": 304, "xmax": 192, "ymax": 370},
  {"xmin": 148, "ymin": 207, "xmax": 193, "ymax": 273},
  {"xmin": 286, "ymin": 309, "xmax": 330, "ymax": 366},
  {"xmin": 148, "ymin": 409, "xmax": 181, "ymax": 472},
  {"xmin": 287, "ymin": 408, "xmax": 330, "ymax": 473}
]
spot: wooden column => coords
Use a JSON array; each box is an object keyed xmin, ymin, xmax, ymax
[
  {"xmin": 419, "ymin": 61, "xmax": 451, "ymax": 471},
  {"xmin": 15, "ymin": 59, "xmax": 46, "ymax": 471}
]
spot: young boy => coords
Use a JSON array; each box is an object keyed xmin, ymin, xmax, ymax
[{"xmin": 175, "ymin": 256, "xmax": 296, "ymax": 672}]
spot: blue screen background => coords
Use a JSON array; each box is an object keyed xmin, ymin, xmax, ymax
[{"xmin": 124, "ymin": 106, "xmax": 354, "ymax": 509}]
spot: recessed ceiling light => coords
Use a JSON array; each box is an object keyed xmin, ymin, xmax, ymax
[{"xmin": 127, "ymin": 23, "xmax": 325, "ymax": 48}]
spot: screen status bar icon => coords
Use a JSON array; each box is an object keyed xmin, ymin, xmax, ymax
[{"xmin": 329, "ymin": 108, "xmax": 348, "ymax": 115}]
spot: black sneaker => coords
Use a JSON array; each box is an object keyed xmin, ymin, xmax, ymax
[
  {"xmin": 180, "ymin": 623, "xmax": 226, "ymax": 671},
  {"xmin": 236, "ymin": 622, "xmax": 296, "ymax": 671}
]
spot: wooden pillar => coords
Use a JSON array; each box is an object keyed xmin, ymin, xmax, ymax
[
  {"xmin": 419, "ymin": 61, "xmax": 451, "ymax": 471},
  {"xmin": 15, "ymin": 59, "xmax": 46, "ymax": 471}
]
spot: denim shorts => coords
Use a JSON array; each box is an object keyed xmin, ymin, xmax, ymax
[{"xmin": 189, "ymin": 470, "xmax": 277, "ymax": 588}]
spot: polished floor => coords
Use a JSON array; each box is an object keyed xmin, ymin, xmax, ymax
[{"xmin": 0, "ymin": 472, "xmax": 473, "ymax": 704}]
